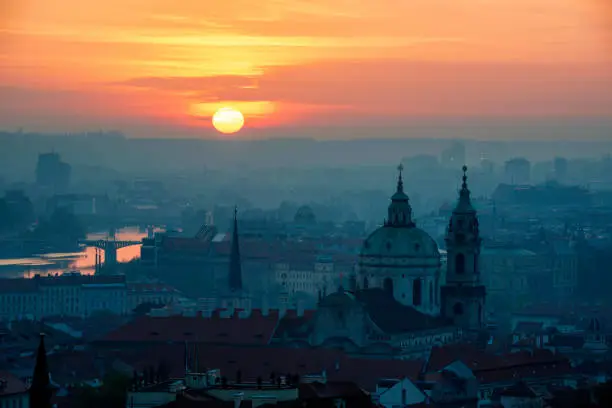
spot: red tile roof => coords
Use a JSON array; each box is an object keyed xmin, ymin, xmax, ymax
[
  {"xmin": 273, "ymin": 311, "xmax": 316, "ymax": 340},
  {"xmin": 427, "ymin": 345, "xmax": 576, "ymax": 385},
  {"xmin": 100, "ymin": 310, "xmax": 279, "ymax": 345},
  {"xmin": 0, "ymin": 370, "xmax": 28, "ymax": 396},
  {"xmin": 124, "ymin": 344, "xmax": 424, "ymax": 392}
]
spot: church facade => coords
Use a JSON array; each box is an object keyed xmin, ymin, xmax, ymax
[
  {"xmin": 357, "ymin": 164, "xmax": 442, "ymax": 315},
  {"xmin": 273, "ymin": 165, "xmax": 487, "ymax": 358}
]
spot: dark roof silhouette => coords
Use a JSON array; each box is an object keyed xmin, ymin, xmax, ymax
[{"xmin": 354, "ymin": 288, "xmax": 451, "ymax": 333}]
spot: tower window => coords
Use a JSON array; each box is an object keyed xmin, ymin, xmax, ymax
[
  {"xmin": 384, "ymin": 278, "xmax": 393, "ymax": 296},
  {"xmin": 455, "ymin": 253, "xmax": 466, "ymax": 275},
  {"xmin": 413, "ymin": 279, "xmax": 422, "ymax": 306},
  {"xmin": 429, "ymin": 281, "xmax": 433, "ymax": 304},
  {"xmin": 453, "ymin": 302, "xmax": 464, "ymax": 316}
]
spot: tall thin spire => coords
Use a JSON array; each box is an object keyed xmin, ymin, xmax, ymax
[
  {"xmin": 455, "ymin": 165, "xmax": 475, "ymax": 212},
  {"xmin": 396, "ymin": 163, "xmax": 404, "ymax": 193},
  {"xmin": 30, "ymin": 333, "xmax": 52, "ymax": 408},
  {"xmin": 228, "ymin": 205, "xmax": 243, "ymax": 291}
]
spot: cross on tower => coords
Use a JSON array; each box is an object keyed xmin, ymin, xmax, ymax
[
  {"xmin": 397, "ymin": 163, "xmax": 404, "ymax": 179},
  {"xmin": 462, "ymin": 165, "xmax": 468, "ymax": 188}
]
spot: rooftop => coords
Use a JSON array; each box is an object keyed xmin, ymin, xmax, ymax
[
  {"xmin": 0, "ymin": 371, "xmax": 28, "ymax": 396},
  {"xmin": 99, "ymin": 310, "xmax": 279, "ymax": 345}
]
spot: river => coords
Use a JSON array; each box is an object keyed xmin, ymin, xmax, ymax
[{"xmin": 0, "ymin": 227, "xmax": 146, "ymax": 278}]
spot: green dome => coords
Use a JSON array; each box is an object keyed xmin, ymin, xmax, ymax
[{"xmin": 361, "ymin": 225, "xmax": 440, "ymax": 258}]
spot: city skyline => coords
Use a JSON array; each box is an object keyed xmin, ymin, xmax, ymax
[{"xmin": 1, "ymin": 0, "xmax": 612, "ymax": 138}]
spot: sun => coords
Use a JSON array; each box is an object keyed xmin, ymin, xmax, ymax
[{"xmin": 212, "ymin": 107, "xmax": 245, "ymax": 134}]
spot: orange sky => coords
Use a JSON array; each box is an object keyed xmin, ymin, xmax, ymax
[{"xmin": 1, "ymin": 0, "xmax": 611, "ymax": 137}]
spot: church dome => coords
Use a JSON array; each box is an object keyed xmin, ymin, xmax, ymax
[
  {"xmin": 361, "ymin": 225, "xmax": 440, "ymax": 258},
  {"xmin": 360, "ymin": 164, "xmax": 440, "ymax": 259}
]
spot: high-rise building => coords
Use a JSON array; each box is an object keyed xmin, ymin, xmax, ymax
[
  {"xmin": 504, "ymin": 157, "xmax": 531, "ymax": 185},
  {"xmin": 35, "ymin": 153, "xmax": 71, "ymax": 191}
]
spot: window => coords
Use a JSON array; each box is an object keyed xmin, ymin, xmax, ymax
[
  {"xmin": 429, "ymin": 281, "xmax": 434, "ymax": 304},
  {"xmin": 455, "ymin": 253, "xmax": 466, "ymax": 275},
  {"xmin": 413, "ymin": 279, "xmax": 422, "ymax": 306},
  {"xmin": 453, "ymin": 302, "xmax": 464, "ymax": 316},
  {"xmin": 384, "ymin": 278, "xmax": 393, "ymax": 295}
]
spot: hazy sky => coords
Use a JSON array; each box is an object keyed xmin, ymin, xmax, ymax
[{"xmin": 1, "ymin": 0, "xmax": 611, "ymax": 138}]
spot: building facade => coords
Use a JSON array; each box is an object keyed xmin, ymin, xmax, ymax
[
  {"xmin": 441, "ymin": 166, "xmax": 486, "ymax": 331},
  {"xmin": 357, "ymin": 165, "xmax": 442, "ymax": 315}
]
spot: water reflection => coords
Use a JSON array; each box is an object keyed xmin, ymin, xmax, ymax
[{"xmin": 0, "ymin": 227, "xmax": 145, "ymax": 278}]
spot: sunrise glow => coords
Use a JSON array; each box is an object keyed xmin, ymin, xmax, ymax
[
  {"xmin": 212, "ymin": 108, "xmax": 245, "ymax": 134},
  {"xmin": 1, "ymin": 0, "xmax": 611, "ymax": 137}
]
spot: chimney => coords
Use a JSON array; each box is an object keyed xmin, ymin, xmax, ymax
[
  {"xmin": 279, "ymin": 291, "xmax": 288, "ymax": 318},
  {"xmin": 261, "ymin": 295, "xmax": 270, "ymax": 316},
  {"xmin": 233, "ymin": 392, "xmax": 244, "ymax": 408}
]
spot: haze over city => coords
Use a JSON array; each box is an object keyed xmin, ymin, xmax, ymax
[{"xmin": 2, "ymin": 2, "xmax": 612, "ymax": 408}]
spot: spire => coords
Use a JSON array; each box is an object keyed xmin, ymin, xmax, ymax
[
  {"xmin": 228, "ymin": 205, "xmax": 243, "ymax": 291},
  {"xmin": 396, "ymin": 163, "xmax": 404, "ymax": 193},
  {"xmin": 30, "ymin": 333, "xmax": 52, "ymax": 408},
  {"xmin": 455, "ymin": 165, "xmax": 475, "ymax": 213},
  {"xmin": 386, "ymin": 163, "xmax": 414, "ymax": 227}
]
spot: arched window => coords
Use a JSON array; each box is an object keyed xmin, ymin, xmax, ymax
[
  {"xmin": 413, "ymin": 279, "xmax": 422, "ymax": 306},
  {"xmin": 429, "ymin": 281, "xmax": 434, "ymax": 305},
  {"xmin": 363, "ymin": 276, "xmax": 369, "ymax": 289},
  {"xmin": 383, "ymin": 278, "xmax": 393, "ymax": 296},
  {"xmin": 455, "ymin": 253, "xmax": 466, "ymax": 275},
  {"xmin": 453, "ymin": 302, "xmax": 464, "ymax": 316}
]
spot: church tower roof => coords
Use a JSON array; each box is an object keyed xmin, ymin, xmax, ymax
[
  {"xmin": 454, "ymin": 165, "xmax": 475, "ymax": 214},
  {"xmin": 385, "ymin": 164, "xmax": 415, "ymax": 227},
  {"xmin": 228, "ymin": 206, "xmax": 243, "ymax": 291},
  {"xmin": 30, "ymin": 333, "xmax": 52, "ymax": 408}
]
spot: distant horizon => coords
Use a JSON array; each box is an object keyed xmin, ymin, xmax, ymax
[{"xmin": 2, "ymin": 116, "xmax": 612, "ymax": 142}]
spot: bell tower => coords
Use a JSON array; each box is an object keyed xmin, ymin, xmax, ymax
[{"xmin": 441, "ymin": 166, "xmax": 486, "ymax": 331}]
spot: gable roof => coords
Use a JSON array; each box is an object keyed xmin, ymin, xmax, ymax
[{"xmin": 0, "ymin": 371, "xmax": 28, "ymax": 396}]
